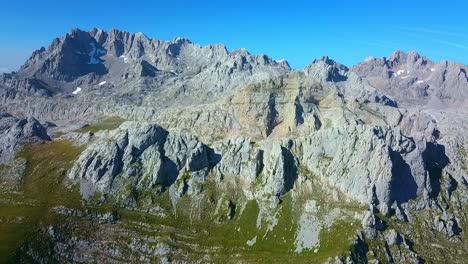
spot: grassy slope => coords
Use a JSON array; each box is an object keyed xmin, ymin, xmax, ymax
[
  {"xmin": 77, "ymin": 116, "xmax": 126, "ymax": 134},
  {"xmin": 119, "ymin": 180, "xmax": 363, "ymax": 263},
  {"xmin": 0, "ymin": 140, "xmax": 84, "ymax": 262}
]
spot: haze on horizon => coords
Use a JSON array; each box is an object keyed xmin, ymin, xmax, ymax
[{"xmin": 0, "ymin": 0, "xmax": 467, "ymax": 72}]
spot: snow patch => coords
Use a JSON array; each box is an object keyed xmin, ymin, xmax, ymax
[
  {"xmin": 87, "ymin": 43, "xmax": 106, "ymax": 64},
  {"xmin": 430, "ymin": 68, "xmax": 435, "ymax": 72},
  {"xmin": 119, "ymin": 55, "xmax": 129, "ymax": 63},
  {"xmin": 401, "ymin": 75, "xmax": 411, "ymax": 79},
  {"xmin": 99, "ymin": 81, "xmax": 107, "ymax": 86},
  {"xmin": 364, "ymin": 56, "xmax": 374, "ymax": 62},
  {"xmin": 276, "ymin": 59, "xmax": 286, "ymax": 63},
  {"xmin": 72, "ymin": 87, "xmax": 82, "ymax": 95},
  {"xmin": 396, "ymin": 70, "xmax": 405, "ymax": 75},
  {"xmin": 416, "ymin": 80, "xmax": 424, "ymax": 84}
]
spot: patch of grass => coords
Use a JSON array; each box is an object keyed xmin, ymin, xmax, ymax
[
  {"xmin": 77, "ymin": 116, "xmax": 126, "ymax": 134},
  {"xmin": 0, "ymin": 140, "xmax": 85, "ymax": 260},
  {"xmin": 457, "ymin": 146, "xmax": 468, "ymax": 173},
  {"xmin": 318, "ymin": 219, "xmax": 361, "ymax": 260},
  {"xmin": 16, "ymin": 141, "xmax": 84, "ymax": 207}
]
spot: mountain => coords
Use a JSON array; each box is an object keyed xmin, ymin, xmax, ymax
[
  {"xmin": 0, "ymin": 28, "xmax": 467, "ymax": 263},
  {"xmin": 352, "ymin": 50, "xmax": 468, "ymax": 107}
]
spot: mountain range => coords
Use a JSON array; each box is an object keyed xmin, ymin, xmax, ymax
[{"xmin": 0, "ymin": 28, "xmax": 467, "ymax": 263}]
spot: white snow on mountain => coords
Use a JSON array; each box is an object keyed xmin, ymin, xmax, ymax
[
  {"xmin": 72, "ymin": 87, "xmax": 82, "ymax": 94},
  {"xmin": 119, "ymin": 55, "xmax": 129, "ymax": 63}
]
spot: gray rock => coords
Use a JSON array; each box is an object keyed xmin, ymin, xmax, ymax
[
  {"xmin": 352, "ymin": 50, "xmax": 468, "ymax": 107},
  {"xmin": 212, "ymin": 136, "xmax": 262, "ymax": 183},
  {"xmin": 385, "ymin": 229, "xmax": 403, "ymax": 246},
  {"xmin": 290, "ymin": 124, "xmax": 427, "ymax": 214},
  {"xmin": 0, "ymin": 113, "xmax": 50, "ymax": 163},
  {"xmin": 433, "ymin": 212, "xmax": 462, "ymax": 237},
  {"xmin": 68, "ymin": 122, "xmax": 213, "ymax": 200},
  {"xmin": 362, "ymin": 211, "xmax": 385, "ymax": 238}
]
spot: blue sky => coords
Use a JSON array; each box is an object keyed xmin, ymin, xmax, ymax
[{"xmin": 1, "ymin": 0, "xmax": 467, "ymax": 71}]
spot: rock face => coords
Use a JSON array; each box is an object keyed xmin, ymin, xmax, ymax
[
  {"xmin": 290, "ymin": 124, "xmax": 428, "ymax": 214},
  {"xmin": 69, "ymin": 121, "xmax": 432, "ymax": 215},
  {"xmin": 68, "ymin": 122, "xmax": 214, "ymax": 200},
  {"xmin": 0, "ymin": 112, "xmax": 50, "ymax": 163},
  {"xmin": 1, "ymin": 28, "xmax": 468, "ymax": 263}
]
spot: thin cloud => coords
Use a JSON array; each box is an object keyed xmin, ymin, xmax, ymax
[
  {"xmin": 391, "ymin": 28, "xmax": 468, "ymax": 51},
  {"xmin": 400, "ymin": 27, "xmax": 468, "ymax": 39},
  {"xmin": 432, "ymin": 39, "xmax": 468, "ymax": 50}
]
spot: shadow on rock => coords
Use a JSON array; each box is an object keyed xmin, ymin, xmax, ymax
[
  {"xmin": 423, "ymin": 142, "xmax": 450, "ymax": 199},
  {"xmin": 389, "ymin": 148, "xmax": 418, "ymax": 204}
]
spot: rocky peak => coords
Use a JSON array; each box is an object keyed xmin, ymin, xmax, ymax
[
  {"xmin": 351, "ymin": 50, "xmax": 468, "ymax": 106},
  {"xmin": 387, "ymin": 50, "xmax": 406, "ymax": 63},
  {"xmin": 89, "ymin": 28, "xmax": 108, "ymax": 44},
  {"xmin": 304, "ymin": 56, "xmax": 348, "ymax": 82},
  {"xmin": 13, "ymin": 28, "xmax": 289, "ymax": 83},
  {"xmin": 312, "ymin": 56, "xmax": 344, "ymax": 67},
  {"xmin": 19, "ymin": 28, "xmax": 106, "ymax": 81},
  {"xmin": 387, "ymin": 50, "xmax": 428, "ymax": 68},
  {"xmin": 172, "ymin": 37, "xmax": 192, "ymax": 45}
]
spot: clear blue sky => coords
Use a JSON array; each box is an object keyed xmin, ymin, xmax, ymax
[{"xmin": 1, "ymin": 0, "xmax": 467, "ymax": 71}]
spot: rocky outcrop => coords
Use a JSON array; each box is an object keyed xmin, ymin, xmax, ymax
[
  {"xmin": 212, "ymin": 136, "xmax": 262, "ymax": 184},
  {"xmin": 0, "ymin": 112, "xmax": 50, "ymax": 163},
  {"xmin": 433, "ymin": 212, "xmax": 462, "ymax": 237},
  {"xmin": 69, "ymin": 119, "xmax": 436, "ymax": 217},
  {"xmin": 68, "ymin": 122, "xmax": 214, "ymax": 200},
  {"xmin": 289, "ymin": 124, "xmax": 428, "ymax": 214},
  {"xmin": 304, "ymin": 56, "xmax": 397, "ymax": 107}
]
